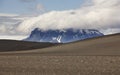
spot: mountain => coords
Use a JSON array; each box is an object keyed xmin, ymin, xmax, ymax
[{"xmin": 24, "ymin": 28, "xmax": 104, "ymax": 43}]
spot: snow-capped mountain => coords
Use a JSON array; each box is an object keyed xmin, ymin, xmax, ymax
[{"xmin": 24, "ymin": 28, "xmax": 104, "ymax": 43}]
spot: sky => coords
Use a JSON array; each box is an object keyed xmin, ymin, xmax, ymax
[
  {"xmin": 0, "ymin": 0, "xmax": 120, "ymax": 40},
  {"xmin": 0, "ymin": 0, "xmax": 85, "ymax": 14},
  {"xmin": 0, "ymin": 0, "xmax": 85, "ymax": 40}
]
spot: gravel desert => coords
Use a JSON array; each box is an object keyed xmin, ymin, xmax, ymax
[{"xmin": 0, "ymin": 34, "xmax": 120, "ymax": 75}]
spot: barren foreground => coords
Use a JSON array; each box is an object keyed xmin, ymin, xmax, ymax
[
  {"xmin": 0, "ymin": 56, "xmax": 120, "ymax": 75},
  {"xmin": 0, "ymin": 34, "xmax": 120, "ymax": 75}
]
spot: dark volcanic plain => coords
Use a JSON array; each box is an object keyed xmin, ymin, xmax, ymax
[
  {"xmin": 0, "ymin": 33, "xmax": 120, "ymax": 75},
  {"xmin": 0, "ymin": 40, "xmax": 56, "ymax": 52}
]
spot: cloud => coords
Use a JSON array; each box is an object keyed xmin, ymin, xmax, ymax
[
  {"xmin": 0, "ymin": 13, "xmax": 27, "ymax": 35},
  {"xmin": 17, "ymin": 0, "xmax": 120, "ymax": 35},
  {"xmin": 27, "ymin": 3, "xmax": 45, "ymax": 16},
  {"xmin": 0, "ymin": 35, "xmax": 27, "ymax": 40},
  {"xmin": 0, "ymin": 0, "xmax": 120, "ymax": 39},
  {"xmin": 0, "ymin": 13, "xmax": 18, "ymax": 16},
  {"xmin": 19, "ymin": 0, "xmax": 36, "ymax": 2},
  {"xmin": 100, "ymin": 28, "xmax": 120, "ymax": 35},
  {"xmin": 36, "ymin": 4, "xmax": 44, "ymax": 11},
  {"xmin": 0, "ymin": 25, "xmax": 6, "ymax": 33}
]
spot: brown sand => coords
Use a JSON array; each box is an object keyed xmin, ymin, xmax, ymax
[
  {"xmin": 0, "ymin": 56, "xmax": 120, "ymax": 75},
  {"xmin": 1, "ymin": 33, "xmax": 119, "ymax": 56},
  {"xmin": 0, "ymin": 33, "xmax": 120, "ymax": 75}
]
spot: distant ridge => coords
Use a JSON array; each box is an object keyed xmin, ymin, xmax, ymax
[
  {"xmin": 0, "ymin": 40, "xmax": 56, "ymax": 52},
  {"xmin": 0, "ymin": 33, "xmax": 120, "ymax": 56}
]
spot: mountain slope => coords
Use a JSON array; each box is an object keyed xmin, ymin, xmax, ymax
[
  {"xmin": 0, "ymin": 40, "xmax": 56, "ymax": 52},
  {"xmin": 1, "ymin": 33, "xmax": 120, "ymax": 55},
  {"xmin": 35, "ymin": 33, "xmax": 120, "ymax": 55},
  {"xmin": 24, "ymin": 28, "xmax": 103, "ymax": 43}
]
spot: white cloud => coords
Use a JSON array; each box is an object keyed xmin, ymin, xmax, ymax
[
  {"xmin": 36, "ymin": 4, "xmax": 44, "ymax": 11},
  {"xmin": 17, "ymin": 0, "xmax": 120, "ymax": 35},
  {"xmin": 0, "ymin": 35, "xmax": 27, "ymax": 40},
  {"xmin": 0, "ymin": 0, "xmax": 120, "ymax": 40},
  {"xmin": 0, "ymin": 13, "xmax": 18, "ymax": 16},
  {"xmin": 0, "ymin": 25, "xmax": 6, "ymax": 33},
  {"xmin": 100, "ymin": 28, "xmax": 120, "ymax": 35},
  {"xmin": 20, "ymin": 0, "xmax": 36, "ymax": 2},
  {"xmin": 0, "ymin": 13, "xmax": 29, "ymax": 35}
]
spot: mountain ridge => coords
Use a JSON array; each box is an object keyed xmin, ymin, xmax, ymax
[{"xmin": 24, "ymin": 28, "xmax": 104, "ymax": 43}]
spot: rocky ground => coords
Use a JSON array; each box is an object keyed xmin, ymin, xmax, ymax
[{"xmin": 0, "ymin": 55, "xmax": 120, "ymax": 75}]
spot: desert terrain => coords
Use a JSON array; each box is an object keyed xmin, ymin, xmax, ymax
[{"xmin": 0, "ymin": 33, "xmax": 120, "ymax": 75}]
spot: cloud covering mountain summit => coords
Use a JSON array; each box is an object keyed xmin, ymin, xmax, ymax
[
  {"xmin": 0, "ymin": 0, "xmax": 120, "ymax": 40},
  {"xmin": 17, "ymin": 0, "xmax": 120, "ymax": 34}
]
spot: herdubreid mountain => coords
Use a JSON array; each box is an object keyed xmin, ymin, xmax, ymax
[{"xmin": 24, "ymin": 28, "xmax": 103, "ymax": 43}]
